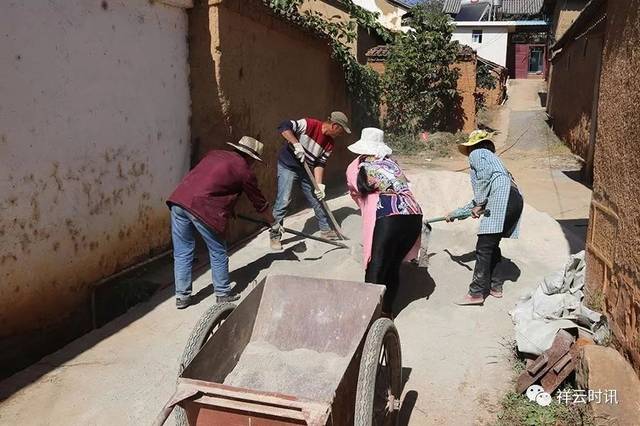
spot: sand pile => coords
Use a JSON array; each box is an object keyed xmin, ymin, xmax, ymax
[{"xmin": 223, "ymin": 340, "xmax": 349, "ymax": 401}]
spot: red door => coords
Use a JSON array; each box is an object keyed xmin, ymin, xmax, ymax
[
  {"xmin": 513, "ymin": 44, "xmax": 547, "ymax": 79},
  {"xmin": 514, "ymin": 44, "xmax": 530, "ymax": 79}
]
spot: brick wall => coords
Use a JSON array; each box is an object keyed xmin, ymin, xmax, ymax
[{"xmin": 586, "ymin": 0, "xmax": 640, "ymax": 374}]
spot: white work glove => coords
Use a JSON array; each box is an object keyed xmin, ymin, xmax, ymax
[
  {"xmin": 314, "ymin": 183, "xmax": 326, "ymax": 201},
  {"xmin": 292, "ymin": 143, "xmax": 305, "ymax": 163}
]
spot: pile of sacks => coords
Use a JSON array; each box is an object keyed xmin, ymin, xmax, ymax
[{"xmin": 510, "ymin": 251, "xmax": 610, "ymax": 356}]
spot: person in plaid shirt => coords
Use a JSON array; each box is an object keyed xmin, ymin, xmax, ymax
[{"xmin": 447, "ymin": 130, "xmax": 524, "ymax": 305}]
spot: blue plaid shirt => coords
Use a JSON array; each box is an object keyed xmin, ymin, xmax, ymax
[{"xmin": 463, "ymin": 148, "xmax": 521, "ymax": 237}]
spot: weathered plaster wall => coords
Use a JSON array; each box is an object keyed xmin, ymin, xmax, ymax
[
  {"xmin": 547, "ymin": 33, "xmax": 603, "ymax": 160},
  {"xmin": 189, "ymin": 0, "xmax": 354, "ymax": 245},
  {"xmin": 0, "ymin": 0, "xmax": 191, "ymax": 375},
  {"xmin": 585, "ymin": 0, "xmax": 640, "ymax": 373}
]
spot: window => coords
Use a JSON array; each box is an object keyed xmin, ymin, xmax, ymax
[{"xmin": 472, "ymin": 30, "xmax": 483, "ymax": 43}]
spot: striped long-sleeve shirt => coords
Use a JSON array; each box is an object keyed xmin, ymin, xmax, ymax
[
  {"xmin": 463, "ymin": 148, "xmax": 522, "ymax": 237},
  {"xmin": 277, "ymin": 118, "xmax": 334, "ymax": 170}
]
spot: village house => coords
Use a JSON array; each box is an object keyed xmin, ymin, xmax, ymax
[{"xmin": 443, "ymin": 0, "xmax": 552, "ymax": 78}]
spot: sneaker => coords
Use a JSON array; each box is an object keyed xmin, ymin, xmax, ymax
[
  {"xmin": 216, "ymin": 294, "xmax": 240, "ymax": 304},
  {"xmin": 455, "ymin": 294, "xmax": 484, "ymax": 306},
  {"xmin": 320, "ymin": 230, "xmax": 339, "ymax": 240},
  {"xmin": 489, "ymin": 288, "xmax": 503, "ymax": 298},
  {"xmin": 176, "ymin": 296, "xmax": 192, "ymax": 309},
  {"xmin": 270, "ymin": 225, "xmax": 283, "ymax": 250},
  {"xmin": 270, "ymin": 236, "xmax": 283, "ymax": 251}
]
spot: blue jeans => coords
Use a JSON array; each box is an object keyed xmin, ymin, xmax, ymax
[
  {"xmin": 272, "ymin": 162, "xmax": 330, "ymax": 231},
  {"xmin": 170, "ymin": 205, "xmax": 231, "ymax": 298}
]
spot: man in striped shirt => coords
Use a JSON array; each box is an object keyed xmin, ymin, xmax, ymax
[{"xmin": 270, "ymin": 111, "xmax": 351, "ymax": 250}]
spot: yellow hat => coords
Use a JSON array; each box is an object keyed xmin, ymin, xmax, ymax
[{"xmin": 458, "ymin": 130, "xmax": 495, "ymax": 155}]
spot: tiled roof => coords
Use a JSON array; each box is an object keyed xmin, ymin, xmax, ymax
[
  {"xmin": 387, "ymin": 0, "xmax": 415, "ymax": 9},
  {"xmin": 365, "ymin": 45, "xmax": 391, "ymax": 62},
  {"xmin": 458, "ymin": 44, "xmax": 476, "ymax": 60},
  {"xmin": 478, "ymin": 55, "xmax": 507, "ymax": 72},
  {"xmin": 443, "ymin": 0, "xmax": 544, "ymax": 15},
  {"xmin": 366, "ymin": 44, "xmax": 477, "ymax": 61}
]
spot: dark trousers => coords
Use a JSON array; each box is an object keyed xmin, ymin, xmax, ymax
[
  {"xmin": 365, "ymin": 214, "xmax": 422, "ymax": 312},
  {"xmin": 469, "ymin": 187, "xmax": 524, "ymax": 296}
]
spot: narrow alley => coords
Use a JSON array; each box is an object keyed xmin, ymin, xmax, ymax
[
  {"xmin": 0, "ymin": 80, "xmax": 591, "ymax": 424},
  {"xmin": 2, "ymin": 1, "xmax": 640, "ymax": 425}
]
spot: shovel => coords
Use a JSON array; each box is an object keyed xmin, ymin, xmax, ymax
[
  {"xmin": 417, "ymin": 208, "xmax": 491, "ymax": 267},
  {"xmin": 301, "ymin": 162, "xmax": 348, "ymax": 240},
  {"xmin": 238, "ymin": 214, "xmax": 349, "ymax": 249}
]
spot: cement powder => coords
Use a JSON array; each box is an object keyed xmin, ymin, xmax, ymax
[{"xmin": 223, "ymin": 340, "xmax": 349, "ymax": 401}]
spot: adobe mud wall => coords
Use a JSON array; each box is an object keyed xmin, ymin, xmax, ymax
[
  {"xmin": 189, "ymin": 0, "xmax": 354, "ymax": 245},
  {"xmin": 547, "ymin": 32, "xmax": 604, "ymax": 160},
  {"xmin": 585, "ymin": 0, "xmax": 640, "ymax": 374},
  {"xmin": 452, "ymin": 57, "xmax": 477, "ymax": 133},
  {"xmin": 551, "ymin": 0, "xmax": 588, "ymax": 40},
  {"xmin": 0, "ymin": 0, "xmax": 191, "ymax": 377}
]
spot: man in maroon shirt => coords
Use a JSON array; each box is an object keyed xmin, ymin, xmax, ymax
[{"xmin": 167, "ymin": 136, "xmax": 273, "ymax": 309}]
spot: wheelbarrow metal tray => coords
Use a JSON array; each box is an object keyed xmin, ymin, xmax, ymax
[{"xmin": 180, "ymin": 275, "xmax": 385, "ymax": 425}]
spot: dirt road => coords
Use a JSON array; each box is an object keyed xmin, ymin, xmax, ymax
[{"xmin": 0, "ymin": 80, "xmax": 592, "ymax": 425}]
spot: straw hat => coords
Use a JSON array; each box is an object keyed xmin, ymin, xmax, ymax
[
  {"xmin": 347, "ymin": 127, "xmax": 393, "ymax": 158},
  {"xmin": 458, "ymin": 130, "xmax": 495, "ymax": 155},
  {"xmin": 227, "ymin": 136, "xmax": 264, "ymax": 161}
]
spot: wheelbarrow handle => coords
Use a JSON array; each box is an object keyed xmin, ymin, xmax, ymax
[{"xmin": 153, "ymin": 386, "xmax": 201, "ymax": 426}]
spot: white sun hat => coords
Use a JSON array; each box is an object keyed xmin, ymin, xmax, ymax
[{"xmin": 347, "ymin": 127, "xmax": 393, "ymax": 159}]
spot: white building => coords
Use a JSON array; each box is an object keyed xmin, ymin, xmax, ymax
[{"xmin": 451, "ymin": 20, "xmax": 547, "ymax": 67}]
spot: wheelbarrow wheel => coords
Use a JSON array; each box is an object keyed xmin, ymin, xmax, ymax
[
  {"xmin": 175, "ymin": 302, "xmax": 236, "ymax": 426},
  {"xmin": 355, "ymin": 318, "xmax": 402, "ymax": 426}
]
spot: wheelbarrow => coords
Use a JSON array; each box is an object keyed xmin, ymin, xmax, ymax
[{"xmin": 155, "ymin": 275, "xmax": 402, "ymax": 426}]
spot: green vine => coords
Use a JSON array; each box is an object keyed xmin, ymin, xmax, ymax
[
  {"xmin": 383, "ymin": 4, "xmax": 461, "ymax": 134},
  {"xmin": 335, "ymin": 0, "xmax": 394, "ymax": 43},
  {"xmin": 475, "ymin": 63, "xmax": 498, "ymax": 111},
  {"xmin": 264, "ymin": 0, "xmax": 388, "ymax": 126}
]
